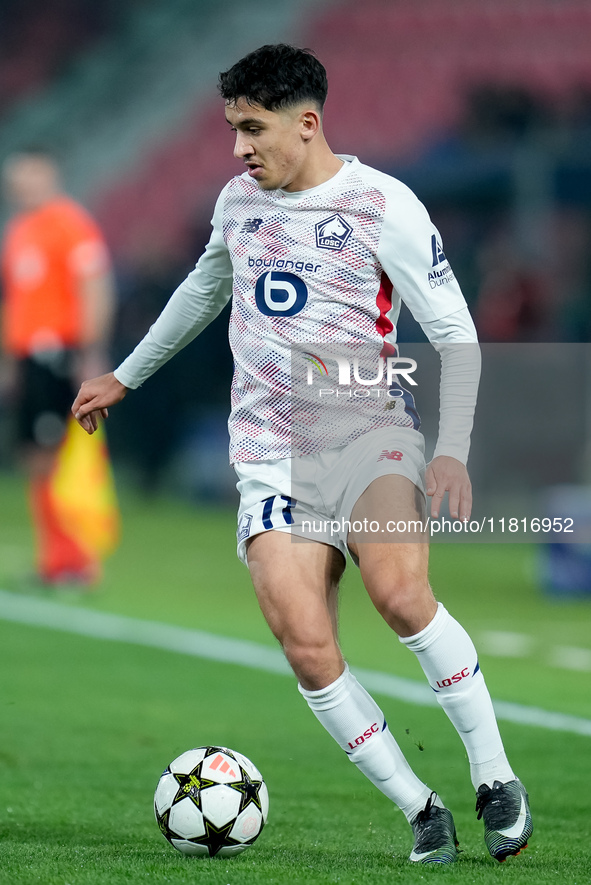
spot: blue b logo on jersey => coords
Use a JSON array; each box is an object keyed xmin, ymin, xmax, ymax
[{"xmin": 255, "ymin": 271, "xmax": 308, "ymax": 317}]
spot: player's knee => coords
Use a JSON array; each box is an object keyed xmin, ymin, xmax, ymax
[
  {"xmin": 281, "ymin": 636, "xmax": 340, "ymax": 686},
  {"xmin": 282, "ymin": 636, "xmax": 326, "ymax": 672},
  {"xmin": 371, "ymin": 578, "xmax": 432, "ymax": 634}
]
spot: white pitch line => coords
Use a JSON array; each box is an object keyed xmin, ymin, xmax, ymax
[
  {"xmin": 478, "ymin": 630, "xmax": 535, "ymax": 658},
  {"xmin": 479, "ymin": 630, "xmax": 591, "ymax": 673},
  {"xmin": 549, "ymin": 646, "xmax": 591, "ymax": 672},
  {"xmin": 1, "ymin": 589, "xmax": 591, "ymax": 738},
  {"xmin": 0, "ymin": 589, "xmax": 291, "ymax": 675}
]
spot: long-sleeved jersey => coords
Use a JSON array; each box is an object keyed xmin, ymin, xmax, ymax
[{"xmin": 115, "ymin": 155, "xmax": 480, "ymax": 463}]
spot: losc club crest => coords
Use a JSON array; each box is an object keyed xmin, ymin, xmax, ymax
[{"xmin": 315, "ymin": 214, "xmax": 353, "ymax": 251}]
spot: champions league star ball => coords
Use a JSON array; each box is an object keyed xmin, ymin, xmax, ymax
[{"xmin": 154, "ymin": 746, "xmax": 269, "ymax": 857}]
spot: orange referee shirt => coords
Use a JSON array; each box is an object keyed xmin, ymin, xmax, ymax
[{"xmin": 1, "ymin": 196, "xmax": 110, "ymax": 357}]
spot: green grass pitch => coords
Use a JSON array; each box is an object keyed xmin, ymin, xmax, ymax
[{"xmin": 0, "ymin": 471, "xmax": 590, "ymax": 884}]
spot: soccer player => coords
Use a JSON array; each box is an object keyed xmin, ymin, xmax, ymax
[
  {"xmin": 71, "ymin": 45, "xmax": 532, "ymax": 863},
  {"xmin": 1, "ymin": 149, "xmax": 114, "ymax": 585}
]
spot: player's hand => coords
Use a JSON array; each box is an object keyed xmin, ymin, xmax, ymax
[
  {"xmin": 71, "ymin": 372, "xmax": 128, "ymax": 435},
  {"xmin": 425, "ymin": 455, "xmax": 472, "ymax": 521}
]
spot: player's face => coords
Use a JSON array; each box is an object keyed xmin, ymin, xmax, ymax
[{"xmin": 225, "ymin": 98, "xmax": 317, "ymax": 192}]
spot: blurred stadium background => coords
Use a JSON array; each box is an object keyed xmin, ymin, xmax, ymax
[
  {"xmin": 1, "ymin": 2, "xmax": 591, "ymax": 880},
  {"xmin": 1, "ymin": 0, "xmax": 591, "ymax": 501}
]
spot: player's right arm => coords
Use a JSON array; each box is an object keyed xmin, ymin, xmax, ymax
[{"xmin": 72, "ymin": 188, "xmax": 233, "ymax": 434}]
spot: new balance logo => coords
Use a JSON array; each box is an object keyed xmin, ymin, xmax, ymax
[
  {"xmin": 209, "ymin": 754, "xmax": 237, "ymax": 779},
  {"xmin": 242, "ymin": 218, "xmax": 263, "ymax": 233},
  {"xmin": 378, "ymin": 450, "xmax": 403, "ymax": 461},
  {"xmin": 431, "ymin": 234, "xmax": 447, "ymax": 266}
]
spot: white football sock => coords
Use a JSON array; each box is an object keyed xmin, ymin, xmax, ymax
[
  {"xmin": 400, "ymin": 603, "xmax": 515, "ymax": 790},
  {"xmin": 298, "ymin": 665, "xmax": 436, "ymax": 822}
]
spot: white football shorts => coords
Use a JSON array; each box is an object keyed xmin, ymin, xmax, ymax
[{"xmin": 234, "ymin": 425, "xmax": 426, "ymax": 566}]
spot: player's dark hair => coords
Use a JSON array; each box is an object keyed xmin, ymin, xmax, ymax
[{"xmin": 219, "ymin": 44, "xmax": 328, "ymax": 112}]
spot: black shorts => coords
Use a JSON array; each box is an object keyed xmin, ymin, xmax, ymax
[{"xmin": 16, "ymin": 350, "xmax": 77, "ymax": 448}]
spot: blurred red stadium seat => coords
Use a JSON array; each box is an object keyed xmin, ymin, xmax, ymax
[{"xmin": 91, "ymin": 0, "xmax": 591, "ymax": 261}]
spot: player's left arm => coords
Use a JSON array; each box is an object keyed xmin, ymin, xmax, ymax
[
  {"xmin": 419, "ymin": 311, "xmax": 480, "ymax": 519},
  {"xmin": 376, "ymin": 185, "xmax": 480, "ymax": 520},
  {"xmin": 421, "ymin": 315, "xmax": 480, "ymax": 520}
]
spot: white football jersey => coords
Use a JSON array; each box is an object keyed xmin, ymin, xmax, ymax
[{"xmin": 115, "ymin": 156, "xmax": 480, "ymax": 463}]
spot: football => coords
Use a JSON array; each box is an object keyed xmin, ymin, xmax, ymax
[{"xmin": 154, "ymin": 746, "xmax": 269, "ymax": 857}]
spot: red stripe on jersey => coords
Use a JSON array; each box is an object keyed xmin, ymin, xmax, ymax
[{"xmin": 376, "ymin": 271, "xmax": 396, "ymax": 358}]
